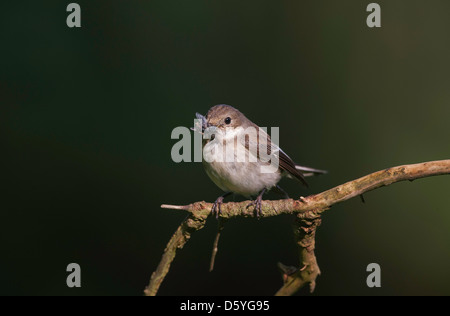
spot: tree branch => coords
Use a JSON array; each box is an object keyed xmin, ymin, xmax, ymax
[
  {"xmin": 145, "ymin": 160, "xmax": 450, "ymax": 296},
  {"xmin": 143, "ymin": 214, "xmax": 208, "ymax": 296}
]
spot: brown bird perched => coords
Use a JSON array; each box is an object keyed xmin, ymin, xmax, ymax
[{"xmin": 194, "ymin": 104, "xmax": 326, "ymax": 217}]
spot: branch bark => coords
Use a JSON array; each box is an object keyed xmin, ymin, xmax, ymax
[
  {"xmin": 143, "ymin": 214, "xmax": 208, "ymax": 296},
  {"xmin": 145, "ymin": 160, "xmax": 450, "ymax": 296}
]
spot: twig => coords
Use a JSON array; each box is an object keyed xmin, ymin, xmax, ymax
[
  {"xmin": 209, "ymin": 220, "xmax": 225, "ymax": 272},
  {"xmin": 160, "ymin": 204, "xmax": 190, "ymax": 210},
  {"xmin": 145, "ymin": 160, "xmax": 450, "ymax": 296}
]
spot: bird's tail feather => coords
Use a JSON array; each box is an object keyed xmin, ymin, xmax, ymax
[{"xmin": 295, "ymin": 164, "xmax": 328, "ymax": 177}]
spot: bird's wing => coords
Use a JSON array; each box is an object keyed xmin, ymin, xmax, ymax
[{"xmin": 241, "ymin": 126, "xmax": 308, "ymax": 187}]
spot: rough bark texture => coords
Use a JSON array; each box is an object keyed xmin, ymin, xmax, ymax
[{"xmin": 145, "ymin": 160, "xmax": 450, "ymax": 296}]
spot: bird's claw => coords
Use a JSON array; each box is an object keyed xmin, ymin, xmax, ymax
[
  {"xmin": 246, "ymin": 196, "xmax": 263, "ymax": 218},
  {"xmin": 211, "ymin": 196, "xmax": 224, "ymax": 219}
]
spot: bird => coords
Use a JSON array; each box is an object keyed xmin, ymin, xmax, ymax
[{"xmin": 194, "ymin": 104, "xmax": 327, "ymax": 218}]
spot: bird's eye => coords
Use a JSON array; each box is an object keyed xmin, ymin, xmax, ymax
[{"xmin": 224, "ymin": 117, "xmax": 231, "ymax": 124}]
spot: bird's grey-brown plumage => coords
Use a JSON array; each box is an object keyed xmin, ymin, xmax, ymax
[{"xmin": 196, "ymin": 104, "xmax": 326, "ymax": 217}]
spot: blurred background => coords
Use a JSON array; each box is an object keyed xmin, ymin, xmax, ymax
[{"xmin": 1, "ymin": 0, "xmax": 449, "ymax": 295}]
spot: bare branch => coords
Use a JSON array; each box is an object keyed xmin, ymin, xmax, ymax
[
  {"xmin": 160, "ymin": 204, "xmax": 190, "ymax": 210},
  {"xmin": 275, "ymin": 212, "xmax": 322, "ymax": 296},
  {"xmin": 145, "ymin": 160, "xmax": 450, "ymax": 296},
  {"xmin": 144, "ymin": 213, "xmax": 208, "ymax": 296}
]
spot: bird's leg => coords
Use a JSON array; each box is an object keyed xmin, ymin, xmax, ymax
[
  {"xmin": 211, "ymin": 192, "xmax": 232, "ymax": 219},
  {"xmin": 247, "ymin": 188, "xmax": 267, "ymax": 218}
]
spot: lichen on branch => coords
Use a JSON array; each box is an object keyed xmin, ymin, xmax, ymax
[{"xmin": 145, "ymin": 160, "xmax": 450, "ymax": 296}]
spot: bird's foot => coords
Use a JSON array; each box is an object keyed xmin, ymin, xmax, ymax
[
  {"xmin": 211, "ymin": 196, "xmax": 225, "ymax": 219},
  {"xmin": 211, "ymin": 192, "xmax": 232, "ymax": 219},
  {"xmin": 246, "ymin": 189, "xmax": 266, "ymax": 218}
]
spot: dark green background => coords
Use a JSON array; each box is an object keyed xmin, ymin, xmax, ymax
[{"xmin": 1, "ymin": 0, "xmax": 449, "ymax": 295}]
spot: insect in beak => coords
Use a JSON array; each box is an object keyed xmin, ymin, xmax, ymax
[{"xmin": 191, "ymin": 112, "xmax": 208, "ymax": 134}]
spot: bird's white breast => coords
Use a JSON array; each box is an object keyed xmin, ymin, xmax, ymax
[{"xmin": 202, "ymin": 128, "xmax": 281, "ymax": 197}]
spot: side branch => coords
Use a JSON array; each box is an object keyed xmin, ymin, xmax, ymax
[
  {"xmin": 144, "ymin": 214, "xmax": 208, "ymax": 296},
  {"xmin": 276, "ymin": 212, "xmax": 322, "ymax": 296}
]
